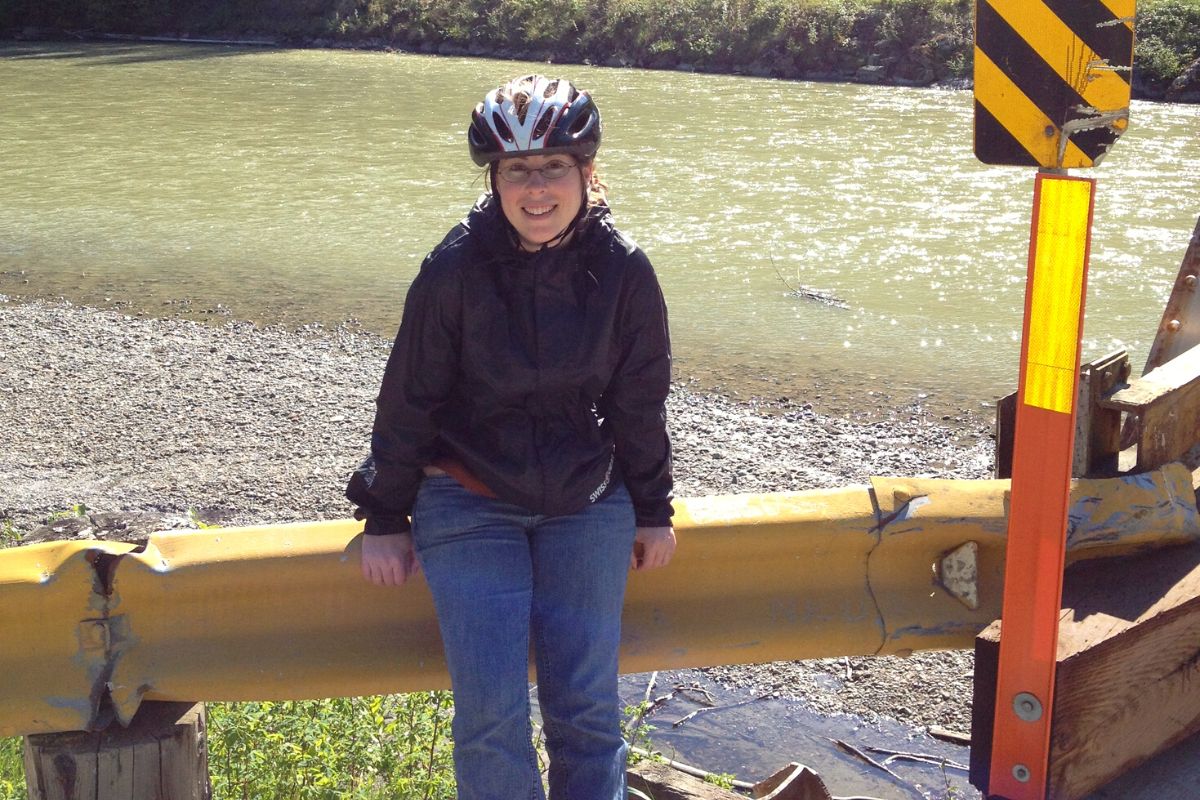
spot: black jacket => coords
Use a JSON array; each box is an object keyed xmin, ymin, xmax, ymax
[{"xmin": 347, "ymin": 194, "xmax": 673, "ymax": 534}]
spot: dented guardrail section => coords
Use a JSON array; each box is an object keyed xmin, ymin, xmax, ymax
[
  {"xmin": 0, "ymin": 540, "xmax": 136, "ymax": 736},
  {"xmin": 2, "ymin": 464, "xmax": 1197, "ymax": 738}
]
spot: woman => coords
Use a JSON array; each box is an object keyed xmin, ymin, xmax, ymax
[{"xmin": 347, "ymin": 75, "xmax": 676, "ymax": 800}]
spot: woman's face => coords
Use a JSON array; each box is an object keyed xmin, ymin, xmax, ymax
[{"xmin": 495, "ymin": 154, "xmax": 590, "ymax": 252}]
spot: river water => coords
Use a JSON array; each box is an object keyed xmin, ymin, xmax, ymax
[{"xmin": 3, "ymin": 41, "xmax": 1199, "ymax": 410}]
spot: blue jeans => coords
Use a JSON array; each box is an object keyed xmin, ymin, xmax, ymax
[{"xmin": 412, "ymin": 475, "xmax": 636, "ymax": 800}]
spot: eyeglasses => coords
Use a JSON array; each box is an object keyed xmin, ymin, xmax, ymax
[{"xmin": 497, "ymin": 159, "xmax": 578, "ymax": 185}]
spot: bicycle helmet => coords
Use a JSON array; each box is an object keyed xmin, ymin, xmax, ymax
[{"xmin": 468, "ymin": 75, "xmax": 602, "ymax": 166}]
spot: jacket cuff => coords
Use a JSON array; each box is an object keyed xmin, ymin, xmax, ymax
[
  {"xmin": 634, "ymin": 504, "xmax": 674, "ymax": 528},
  {"xmin": 361, "ymin": 513, "xmax": 412, "ymax": 536}
]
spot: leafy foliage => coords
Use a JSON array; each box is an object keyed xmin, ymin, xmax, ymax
[
  {"xmin": 207, "ymin": 693, "xmax": 455, "ymax": 799},
  {"xmin": 5, "ymin": 0, "xmax": 1199, "ymax": 92},
  {"xmin": 1135, "ymin": 0, "xmax": 1200, "ymax": 90},
  {"xmin": 0, "ymin": 738, "xmax": 24, "ymax": 800},
  {"xmin": 0, "ymin": 694, "xmax": 455, "ymax": 800}
]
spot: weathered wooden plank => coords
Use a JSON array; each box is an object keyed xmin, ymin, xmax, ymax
[
  {"xmin": 1047, "ymin": 544, "xmax": 1200, "ymax": 799},
  {"xmin": 1100, "ymin": 342, "xmax": 1200, "ymax": 472},
  {"xmin": 970, "ymin": 543, "xmax": 1200, "ymax": 798},
  {"xmin": 628, "ymin": 760, "xmax": 744, "ymax": 800},
  {"xmin": 24, "ymin": 702, "xmax": 209, "ymax": 800},
  {"xmin": 1135, "ymin": 379, "xmax": 1200, "ymax": 471},
  {"xmin": 752, "ymin": 762, "xmax": 833, "ymax": 799}
]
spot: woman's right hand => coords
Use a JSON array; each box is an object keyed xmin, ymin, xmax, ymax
[{"xmin": 361, "ymin": 532, "xmax": 422, "ymax": 586}]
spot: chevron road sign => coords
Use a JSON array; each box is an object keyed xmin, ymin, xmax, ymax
[{"xmin": 974, "ymin": 0, "xmax": 1136, "ymax": 168}]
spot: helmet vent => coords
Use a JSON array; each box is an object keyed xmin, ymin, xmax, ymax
[
  {"xmin": 532, "ymin": 107, "xmax": 555, "ymax": 141},
  {"xmin": 491, "ymin": 111, "xmax": 516, "ymax": 143},
  {"xmin": 568, "ymin": 107, "xmax": 590, "ymax": 134},
  {"xmin": 543, "ymin": 79, "xmax": 560, "ymax": 98}
]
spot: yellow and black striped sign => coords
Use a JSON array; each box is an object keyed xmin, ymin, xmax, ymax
[{"xmin": 974, "ymin": 0, "xmax": 1136, "ymax": 168}]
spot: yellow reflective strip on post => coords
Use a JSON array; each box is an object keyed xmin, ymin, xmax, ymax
[{"xmin": 1024, "ymin": 176, "xmax": 1094, "ymax": 413}]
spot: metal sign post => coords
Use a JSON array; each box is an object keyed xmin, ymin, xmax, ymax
[
  {"xmin": 988, "ymin": 172, "xmax": 1095, "ymax": 799},
  {"xmin": 972, "ymin": 1, "xmax": 1135, "ymax": 797}
]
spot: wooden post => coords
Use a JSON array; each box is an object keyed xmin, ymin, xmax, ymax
[
  {"xmin": 995, "ymin": 350, "xmax": 1127, "ymax": 480},
  {"xmin": 971, "ymin": 543, "xmax": 1200, "ymax": 798},
  {"xmin": 24, "ymin": 702, "xmax": 210, "ymax": 800}
]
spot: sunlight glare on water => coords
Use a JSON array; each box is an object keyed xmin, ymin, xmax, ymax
[{"xmin": 2, "ymin": 42, "xmax": 1198, "ymax": 408}]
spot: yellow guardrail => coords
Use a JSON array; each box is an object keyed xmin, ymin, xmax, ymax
[
  {"xmin": 0, "ymin": 540, "xmax": 137, "ymax": 736},
  {"xmin": 2, "ymin": 464, "xmax": 1197, "ymax": 739}
]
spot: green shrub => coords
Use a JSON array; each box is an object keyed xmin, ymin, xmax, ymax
[
  {"xmin": 1136, "ymin": 0, "xmax": 1200, "ymax": 90},
  {"xmin": 4, "ymin": 0, "xmax": 1195, "ymax": 96},
  {"xmin": 0, "ymin": 694, "xmax": 455, "ymax": 800},
  {"xmin": 208, "ymin": 693, "xmax": 455, "ymax": 799},
  {"xmin": 0, "ymin": 738, "xmax": 24, "ymax": 800}
]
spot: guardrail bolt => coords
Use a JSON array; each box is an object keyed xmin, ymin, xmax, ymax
[{"xmin": 1013, "ymin": 692, "xmax": 1043, "ymax": 722}]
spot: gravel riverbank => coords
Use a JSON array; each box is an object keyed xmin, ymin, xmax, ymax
[{"xmin": 0, "ymin": 297, "xmax": 995, "ymax": 736}]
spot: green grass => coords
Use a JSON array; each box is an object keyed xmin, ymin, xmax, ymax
[
  {"xmin": 1, "ymin": 694, "xmax": 456, "ymax": 800},
  {"xmin": 0, "ymin": 519, "xmax": 20, "ymax": 548}
]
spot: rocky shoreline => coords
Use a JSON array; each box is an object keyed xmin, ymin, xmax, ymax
[{"xmin": 0, "ymin": 297, "xmax": 995, "ymax": 734}]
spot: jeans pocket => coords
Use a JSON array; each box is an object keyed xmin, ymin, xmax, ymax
[{"xmin": 412, "ymin": 474, "xmax": 474, "ymax": 550}]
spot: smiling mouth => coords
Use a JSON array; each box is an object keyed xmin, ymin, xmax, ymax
[{"xmin": 524, "ymin": 205, "xmax": 555, "ymax": 217}]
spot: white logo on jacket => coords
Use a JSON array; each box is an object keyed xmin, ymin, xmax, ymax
[{"xmin": 589, "ymin": 455, "xmax": 614, "ymax": 503}]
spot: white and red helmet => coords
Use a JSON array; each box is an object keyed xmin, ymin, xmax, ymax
[{"xmin": 468, "ymin": 75, "xmax": 602, "ymax": 166}]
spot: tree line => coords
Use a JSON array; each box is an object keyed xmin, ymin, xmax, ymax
[{"xmin": 4, "ymin": 0, "xmax": 1199, "ymax": 98}]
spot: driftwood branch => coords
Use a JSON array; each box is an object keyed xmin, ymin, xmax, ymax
[
  {"xmin": 672, "ymin": 693, "xmax": 770, "ymax": 728},
  {"xmin": 863, "ymin": 745, "xmax": 968, "ymax": 771},
  {"xmin": 829, "ymin": 738, "xmax": 924, "ymax": 799}
]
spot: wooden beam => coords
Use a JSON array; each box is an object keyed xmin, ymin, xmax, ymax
[
  {"xmin": 1101, "ymin": 343, "xmax": 1200, "ymax": 471},
  {"xmin": 971, "ymin": 543, "xmax": 1200, "ymax": 798}
]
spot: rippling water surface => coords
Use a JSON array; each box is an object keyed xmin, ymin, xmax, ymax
[{"xmin": 3, "ymin": 42, "xmax": 1198, "ymax": 407}]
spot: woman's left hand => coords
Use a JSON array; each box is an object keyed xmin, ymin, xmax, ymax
[{"xmin": 631, "ymin": 526, "xmax": 676, "ymax": 571}]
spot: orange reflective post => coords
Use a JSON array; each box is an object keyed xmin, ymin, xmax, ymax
[{"xmin": 988, "ymin": 172, "xmax": 1095, "ymax": 799}]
